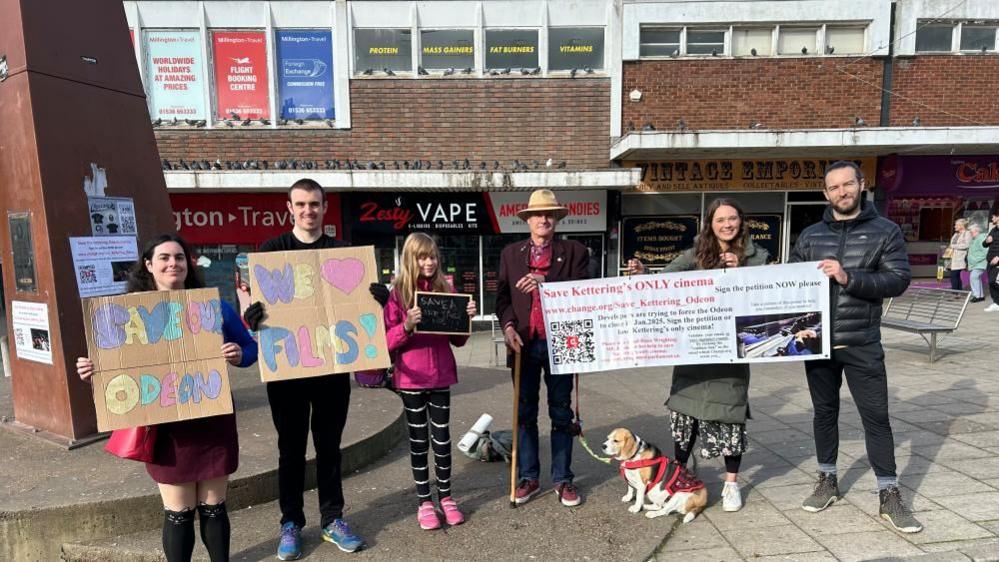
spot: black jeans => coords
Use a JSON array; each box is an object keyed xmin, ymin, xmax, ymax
[
  {"xmin": 267, "ymin": 373, "xmax": 351, "ymax": 528},
  {"xmin": 988, "ymin": 263, "xmax": 999, "ymax": 304},
  {"xmin": 804, "ymin": 342, "xmax": 896, "ymax": 478},
  {"xmin": 949, "ymin": 267, "xmax": 963, "ymax": 290}
]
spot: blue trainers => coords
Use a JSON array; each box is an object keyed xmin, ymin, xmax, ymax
[
  {"xmin": 322, "ymin": 518, "xmax": 364, "ymax": 553},
  {"xmin": 277, "ymin": 522, "xmax": 302, "ymax": 560}
]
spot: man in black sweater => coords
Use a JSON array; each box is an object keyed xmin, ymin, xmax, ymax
[
  {"xmin": 789, "ymin": 161, "xmax": 922, "ymax": 534},
  {"xmin": 242, "ymin": 178, "xmax": 389, "ymax": 560}
]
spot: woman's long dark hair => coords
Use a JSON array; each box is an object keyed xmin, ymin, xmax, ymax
[
  {"xmin": 694, "ymin": 198, "xmax": 750, "ymax": 270},
  {"xmin": 127, "ymin": 234, "xmax": 204, "ymax": 292}
]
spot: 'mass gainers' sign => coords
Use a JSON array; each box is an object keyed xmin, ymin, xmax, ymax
[{"xmin": 170, "ymin": 193, "xmax": 342, "ymax": 245}]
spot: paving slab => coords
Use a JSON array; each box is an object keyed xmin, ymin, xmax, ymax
[
  {"xmin": 815, "ymin": 529, "xmax": 926, "ymax": 561},
  {"xmin": 725, "ymin": 524, "xmax": 824, "ymax": 558}
]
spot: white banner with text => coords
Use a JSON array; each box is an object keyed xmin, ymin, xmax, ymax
[{"xmin": 539, "ymin": 262, "xmax": 831, "ymax": 374}]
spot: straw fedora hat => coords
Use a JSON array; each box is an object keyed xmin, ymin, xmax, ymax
[{"xmin": 516, "ymin": 189, "xmax": 569, "ymax": 221}]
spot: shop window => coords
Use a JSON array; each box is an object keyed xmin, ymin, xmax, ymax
[
  {"xmin": 420, "ymin": 29, "xmax": 474, "ymax": 71},
  {"xmin": 960, "ymin": 25, "xmax": 997, "ymax": 52},
  {"xmin": 485, "ymin": 29, "xmax": 539, "ymax": 70},
  {"xmin": 732, "ymin": 28, "xmax": 772, "ymax": 56},
  {"xmin": 777, "ymin": 27, "xmax": 819, "ymax": 55},
  {"xmin": 548, "ymin": 27, "xmax": 605, "ymax": 71},
  {"xmin": 915, "ymin": 23, "xmax": 954, "ymax": 52},
  {"xmin": 639, "ymin": 27, "xmax": 680, "ymax": 57},
  {"xmin": 212, "ymin": 31, "xmax": 270, "ymax": 120},
  {"xmin": 354, "ymin": 28, "xmax": 412, "ymax": 74},
  {"xmin": 686, "ymin": 30, "xmax": 726, "ymax": 55},
  {"xmin": 144, "ymin": 30, "xmax": 208, "ymax": 121},
  {"xmin": 825, "ymin": 26, "xmax": 865, "ymax": 54}
]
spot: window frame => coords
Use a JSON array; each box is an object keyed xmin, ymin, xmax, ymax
[
  {"xmin": 776, "ymin": 25, "xmax": 820, "ymax": 56},
  {"xmin": 352, "ymin": 27, "xmax": 414, "ymax": 76},
  {"xmin": 418, "ymin": 28, "xmax": 476, "ymax": 73},
  {"xmin": 547, "ymin": 26, "xmax": 607, "ymax": 72},
  {"xmin": 915, "ymin": 21, "xmax": 957, "ymax": 53},
  {"xmin": 638, "ymin": 26, "xmax": 682, "ymax": 58},
  {"xmin": 483, "ymin": 28, "xmax": 540, "ymax": 71},
  {"xmin": 958, "ymin": 23, "xmax": 998, "ymax": 53}
]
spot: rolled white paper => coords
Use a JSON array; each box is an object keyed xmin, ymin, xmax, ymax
[{"xmin": 457, "ymin": 413, "xmax": 493, "ymax": 452}]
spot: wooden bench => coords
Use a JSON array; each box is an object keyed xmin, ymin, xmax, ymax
[{"xmin": 882, "ymin": 287, "xmax": 971, "ymax": 362}]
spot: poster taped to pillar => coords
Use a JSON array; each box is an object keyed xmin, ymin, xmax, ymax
[
  {"xmin": 539, "ymin": 262, "xmax": 831, "ymax": 375},
  {"xmin": 83, "ymin": 288, "xmax": 233, "ymax": 432},
  {"xmin": 247, "ymin": 246, "xmax": 389, "ymax": 382}
]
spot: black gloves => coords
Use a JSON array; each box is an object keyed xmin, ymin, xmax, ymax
[
  {"xmin": 369, "ymin": 282, "xmax": 390, "ymax": 307},
  {"xmin": 243, "ymin": 301, "xmax": 266, "ymax": 331}
]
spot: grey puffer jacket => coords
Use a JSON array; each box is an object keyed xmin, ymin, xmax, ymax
[
  {"xmin": 662, "ymin": 239, "xmax": 770, "ymax": 424},
  {"xmin": 788, "ymin": 200, "xmax": 911, "ymax": 347}
]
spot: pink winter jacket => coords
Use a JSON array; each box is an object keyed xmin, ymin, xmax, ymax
[{"xmin": 383, "ymin": 280, "xmax": 469, "ymax": 390}]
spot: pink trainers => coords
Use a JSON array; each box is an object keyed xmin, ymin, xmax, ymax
[
  {"xmin": 439, "ymin": 496, "xmax": 465, "ymax": 526},
  {"xmin": 417, "ymin": 501, "xmax": 440, "ymax": 530}
]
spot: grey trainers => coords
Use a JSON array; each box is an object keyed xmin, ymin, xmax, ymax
[
  {"xmin": 879, "ymin": 486, "xmax": 923, "ymax": 533},
  {"xmin": 802, "ymin": 472, "xmax": 840, "ymax": 512}
]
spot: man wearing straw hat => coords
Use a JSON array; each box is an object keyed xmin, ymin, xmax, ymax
[{"xmin": 496, "ymin": 189, "xmax": 590, "ymax": 507}]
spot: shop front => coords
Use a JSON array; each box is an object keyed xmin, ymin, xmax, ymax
[
  {"xmin": 343, "ymin": 190, "xmax": 609, "ymax": 317},
  {"xmin": 170, "ymin": 192, "xmax": 343, "ymax": 306},
  {"xmin": 618, "ymin": 157, "xmax": 877, "ymax": 270},
  {"xmin": 879, "ymin": 155, "xmax": 999, "ymax": 278}
]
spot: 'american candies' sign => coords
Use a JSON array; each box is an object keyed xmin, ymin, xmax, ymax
[
  {"xmin": 83, "ymin": 288, "xmax": 233, "ymax": 432},
  {"xmin": 248, "ymin": 246, "xmax": 390, "ymax": 382},
  {"xmin": 276, "ymin": 30, "xmax": 335, "ymax": 120}
]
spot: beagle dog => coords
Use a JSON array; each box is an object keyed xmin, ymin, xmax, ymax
[{"xmin": 602, "ymin": 427, "xmax": 708, "ymax": 523}]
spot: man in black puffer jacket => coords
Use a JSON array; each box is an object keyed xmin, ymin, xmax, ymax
[{"xmin": 789, "ymin": 161, "xmax": 922, "ymax": 534}]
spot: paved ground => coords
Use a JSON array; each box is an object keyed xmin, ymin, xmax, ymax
[{"xmin": 67, "ymin": 299, "xmax": 999, "ymax": 561}]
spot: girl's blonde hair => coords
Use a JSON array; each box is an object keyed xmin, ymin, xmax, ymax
[{"xmin": 394, "ymin": 232, "xmax": 450, "ymax": 309}]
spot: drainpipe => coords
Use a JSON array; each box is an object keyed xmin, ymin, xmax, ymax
[{"xmin": 875, "ymin": 1, "xmax": 898, "ymax": 215}]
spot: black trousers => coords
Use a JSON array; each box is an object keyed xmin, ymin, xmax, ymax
[
  {"xmin": 988, "ymin": 263, "xmax": 999, "ymax": 304},
  {"xmin": 804, "ymin": 342, "xmax": 896, "ymax": 478},
  {"xmin": 267, "ymin": 373, "xmax": 351, "ymax": 528}
]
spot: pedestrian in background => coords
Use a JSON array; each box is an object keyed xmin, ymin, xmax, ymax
[
  {"xmin": 78, "ymin": 234, "xmax": 258, "ymax": 562},
  {"xmin": 983, "ymin": 208, "xmax": 999, "ymax": 312},
  {"xmin": 946, "ymin": 218, "xmax": 971, "ymax": 291},
  {"xmin": 789, "ymin": 161, "xmax": 921, "ymax": 534},
  {"xmin": 967, "ymin": 223, "xmax": 988, "ymax": 303},
  {"xmin": 384, "ymin": 232, "xmax": 476, "ymax": 530}
]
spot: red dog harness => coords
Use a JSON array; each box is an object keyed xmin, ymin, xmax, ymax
[{"xmin": 619, "ymin": 456, "xmax": 705, "ymax": 495}]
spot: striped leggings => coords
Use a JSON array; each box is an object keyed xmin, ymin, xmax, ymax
[{"xmin": 398, "ymin": 388, "xmax": 452, "ymax": 503}]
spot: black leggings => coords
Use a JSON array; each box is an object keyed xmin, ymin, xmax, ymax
[
  {"xmin": 399, "ymin": 388, "xmax": 453, "ymax": 503},
  {"xmin": 673, "ymin": 419, "xmax": 742, "ymax": 474}
]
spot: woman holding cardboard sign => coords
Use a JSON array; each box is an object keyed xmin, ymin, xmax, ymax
[
  {"xmin": 77, "ymin": 234, "xmax": 258, "ymax": 562},
  {"xmin": 383, "ymin": 232, "xmax": 477, "ymax": 530}
]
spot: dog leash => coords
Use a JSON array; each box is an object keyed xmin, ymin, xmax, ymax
[{"xmin": 573, "ymin": 373, "xmax": 612, "ymax": 465}]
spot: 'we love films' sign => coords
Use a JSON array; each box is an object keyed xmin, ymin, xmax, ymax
[
  {"xmin": 248, "ymin": 246, "xmax": 390, "ymax": 382},
  {"xmin": 83, "ymin": 288, "xmax": 233, "ymax": 432}
]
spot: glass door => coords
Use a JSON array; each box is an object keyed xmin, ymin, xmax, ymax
[{"xmin": 783, "ymin": 203, "xmax": 828, "ymax": 260}]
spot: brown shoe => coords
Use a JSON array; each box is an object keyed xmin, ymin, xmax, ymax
[{"xmin": 515, "ymin": 479, "xmax": 540, "ymax": 504}]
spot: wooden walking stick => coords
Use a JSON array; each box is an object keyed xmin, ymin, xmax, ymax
[{"xmin": 509, "ymin": 350, "xmax": 522, "ymax": 508}]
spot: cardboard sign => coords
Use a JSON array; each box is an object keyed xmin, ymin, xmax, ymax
[
  {"xmin": 248, "ymin": 246, "xmax": 390, "ymax": 382},
  {"xmin": 415, "ymin": 291, "xmax": 471, "ymax": 336},
  {"xmin": 83, "ymin": 288, "xmax": 233, "ymax": 431}
]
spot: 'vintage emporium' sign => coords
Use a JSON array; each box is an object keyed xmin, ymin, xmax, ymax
[{"xmin": 627, "ymin": 158, "xmax": 877, "ymax": 192}]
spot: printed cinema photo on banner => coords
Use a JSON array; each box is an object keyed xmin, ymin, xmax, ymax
[{"xmin": 735, "ymin": 311, "xmax": 823, "ymax": 359}]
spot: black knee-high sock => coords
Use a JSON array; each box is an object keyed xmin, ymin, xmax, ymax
[
  {"xmin": 198, "ymin": 502, "xmax": 231, "ymax": 562},
  {"xmin": 427, "ymin": 390, "xmax": 452, "ymax": 499},
  {"xmin": 400, "ymin": 389, "xmax": 433, "ymax": 503},
  {"xmin": 163, "ymin": 508, "xmax": 196, "ymax": 562},
  {"xmin": 673, "ymin": 419, "xmax": 699, "ymax": 466}
]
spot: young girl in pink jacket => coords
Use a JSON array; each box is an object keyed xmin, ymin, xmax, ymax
[{"xmin": 384, "ymin": 232, "xmax": 477, "ymax": 530}]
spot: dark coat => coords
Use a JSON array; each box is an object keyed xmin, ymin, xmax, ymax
[
  {"xmin": 788, "ymin": 200, "xmax": 911, "ymax": 347},
  {"xmin": 495, "ymin": 237, "xmax": 590, "ymax": 365},
  {"xmin": 662, "ymin": 239, "xmax": 769, "ymax": 424}
]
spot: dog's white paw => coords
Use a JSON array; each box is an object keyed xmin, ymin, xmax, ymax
[
  {"xmin": 645, "ymin": 509, "xmax": 667, "ymax": 519},
  {"xmin": 621, "ymin": 489, "xmax": 634, "ymax": 502},
  {"xmin": 628, "ymin": 504, "xmax": 642, "ymax": 514}
]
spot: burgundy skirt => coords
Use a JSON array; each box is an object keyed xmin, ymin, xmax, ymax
[{"xmin": 145, "ymin": 412, "xmax": 239, "ymax": 485}]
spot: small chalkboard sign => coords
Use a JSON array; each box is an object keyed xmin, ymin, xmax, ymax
[{"xmin": 415, "ymin": 291, "xmax": 472, "ymax": 336}]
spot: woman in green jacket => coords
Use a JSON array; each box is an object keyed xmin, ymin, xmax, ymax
[
  {"xmin": 662, "ymin": 198, "xmax": 769, "ymax": 513},
  {"xmin": 968, "ymin": 223, "xmax": 988, "ymax": 302}
]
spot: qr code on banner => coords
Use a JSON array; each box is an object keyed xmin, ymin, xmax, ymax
[
  {"xmin": 79, "ymin": 265, "xmax": 98, "ymax": 285},
  {"xmin": 120, "ymin": 216, "xmax": 136, "ymax": 234},
  {"xmin": 550, "ymin": 319, "xmax": 596, "ymax": 365}
]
